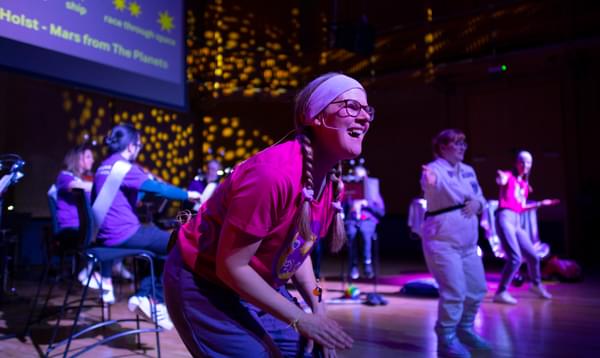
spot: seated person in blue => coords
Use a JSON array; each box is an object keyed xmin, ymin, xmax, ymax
[
  {"xmin": 344, "ymin": 165, "xmax": 385, "ymax": 279},
  {"xmin": 92, "ymin": 124, "xmax": 201, "ymax": 329}
]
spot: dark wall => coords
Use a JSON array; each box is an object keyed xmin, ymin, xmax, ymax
[
  {"xmin": 0, "ymin": 71, "xmax": 69, "ymax": 218},
  {"xmin": 2, "ymin": 43, "xmax": 599, "ymax": 264},
  {"xmin": 352, "ymin": 44, "xmax": 600, "ymax": 263}
]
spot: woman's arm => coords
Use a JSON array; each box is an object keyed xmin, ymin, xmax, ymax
[
  {"xmin": 496, "ymin": 170, "xmax": 509, "ymax": 186},
  {"xmin": 139, "ymin": 179, "xmax": 201, "ymax": 201},
  {"xmin": 216, "ymin": 224, "xmax": 352, "ymax": 350},
  {"xmin": 420, "ymin": 165, "xmax": 437, "ymax": 190},
  {"xmin": 216, "ymin": 232, "xmax": 304, "ymax": 324},
  {"xmin": 463, "ymin": 169, "xmax": 487, "ymax": 218},
  {"xmin": 292, "ymin": 256, "xmax": 325, "ymax": 315},
  {"xmin": 523, "ymin": 199, "xmax": 560, "ymax": 211}
]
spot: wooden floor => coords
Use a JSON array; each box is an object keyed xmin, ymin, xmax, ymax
[{"xmin": 1, "ymin": 259, "xmax": 599, "ymax": 358}]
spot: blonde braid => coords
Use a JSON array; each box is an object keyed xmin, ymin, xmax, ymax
[
  {"xmin": 296, "ymin": 133, "xmax": 315, "ymax": 243},
  {"xmin": 328, "ymin": 162, "xmax": 347, "ymax": 252}
]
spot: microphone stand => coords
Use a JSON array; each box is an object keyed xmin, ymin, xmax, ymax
[{"xmin": 365, "ymin": 231, "xmax": 387, "ymax": 306}]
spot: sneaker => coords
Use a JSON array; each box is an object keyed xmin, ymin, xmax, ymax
[
  {"xmin": 457, "ymin": 327, "xmax": 492, "ymax": 350},
  {"xmin": 113, "ymin": 261, "xmax": 133, "ymax": 280},
  {"xmin": 493, "ymin": 290, "xmax": 518, "ymax": 305},
  {"xmin": 102, "ymin": 287, "xmax": 115, "ymax": 304},
  {"xmin": 80, "ymin": 271, "xmax": 103, "ymax": 290},
  {"xmin": 77, "ymin": 265, "xmax": 92, "ymax": 284},
  {"xmin": 438, "ymin": 335, "xmax": 471, "ymax": 358},
  {"xmin": 155, "ymin": 303, "xmax": 174, "ymax": 330},
  {"xmin": 529, "ymin": 284, "xmax": 552, "ymax": 299},
  {"xmin": 350, "ymin": 266, "xmax": 359, "ymax": 280},
  {"xmin": 128, "ymin": 296, "xmax": 174, "ymax": 330}
]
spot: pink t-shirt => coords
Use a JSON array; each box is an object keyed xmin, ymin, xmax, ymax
[
  {"xmin": 498, "ymin": 172, "xmax": 529, "ymax": 213},
  {"xmin": 177, "ymin": 139, "xmax": 335, "ymax": 288}
]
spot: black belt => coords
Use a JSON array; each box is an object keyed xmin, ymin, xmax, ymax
[{"xmin": 425, "ymin": 203, "xmax": 466, "ymax": 218}]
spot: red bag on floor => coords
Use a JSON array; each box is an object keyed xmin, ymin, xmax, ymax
[{"xmin": 542, "ymin": 255, "xmax": 583, "ymax": 282}]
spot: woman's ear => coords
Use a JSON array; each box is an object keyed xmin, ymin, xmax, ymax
[{"xmin": 313, "ymin": 113, "xmax": 325, "ymax": 126}]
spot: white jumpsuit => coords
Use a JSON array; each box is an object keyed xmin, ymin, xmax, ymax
[{"xmin": 421, "ymin": 158, "xmax": 488, "ymax": 332}]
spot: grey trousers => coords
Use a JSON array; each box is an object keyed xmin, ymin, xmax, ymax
[
  {"xmin": 496, "ymin": 209, "xmax": 541, "ymax": 292},
  {"xmin": 422, "ymin": 239, "xmax": 487, "ymax": 330}
]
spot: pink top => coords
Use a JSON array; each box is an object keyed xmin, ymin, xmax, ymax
[
  {"xmin": 498, "ymin": 171, "xmax": 529, "ymax": 213},
  {"xmin": 177, "ymin": 139, "xmax": 335, "ymax": 288}
]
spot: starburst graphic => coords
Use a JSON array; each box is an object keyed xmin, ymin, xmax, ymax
[
  {"xmin": 129, "ymin": 2, "xmax": 142, "ymax": 17},
  {"xmin": 113, "ymin": 0, "xmax": 126, "ymax": 11},
  {"xmin": 157, "ymin": 10, "xmax": 174, "ymax": 32}
]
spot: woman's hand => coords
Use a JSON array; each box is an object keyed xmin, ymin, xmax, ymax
[
  {"xmin": 461, "ymin": 199, "xmax": 481, "ymax": 218},
  {"xmin": 496, "ymin": 170, "xmax": 509, "ymax": 185},
  {"xmin": 305, "ymin": 340, "xmax": 338, "ymax": 358},
  {"xmin": 422, "ymin": 165, "xmax": 437, "ymax": 186},
  {"xmin": 187, "ymin": 190, "xmax": 202, "ymax": 202},
  {"xmin": 540, "ymin": 199, "xmax": 560, "ymax": 207},
  {"xmin": 296, "ymin": 312, "xmax": 353, "ymax": 350}
]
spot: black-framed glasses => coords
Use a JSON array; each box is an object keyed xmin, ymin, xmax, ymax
[{"xmin": 329, "ymin": 99, "xmax": 375, "ymax": 122}]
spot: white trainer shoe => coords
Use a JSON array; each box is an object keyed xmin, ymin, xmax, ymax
[
  {"xmin": 77, "ymin": 268, "xmax": 88, "ymax": 283},
  {"xmin": 128, "ymin": 296, "xmax": 173, "ymax": 330},
  {"xmin": 102, "ymin": 287, "xmax": 115, "ymax": 304},
  {"xmin": 530, "ymin": 284, "xmax": 552, "ymax": 299},
  {"xmin": 79, "ymin": 271, "xmax": 104, "ymax": 290},
  {"xmin": 493, "ymin": 290, "xmax": 518, "ymax": 305}
]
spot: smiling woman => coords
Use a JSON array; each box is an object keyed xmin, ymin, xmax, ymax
[{"xmin": 164, "ymin": 73, "xmax": 368, "ymax": 357}]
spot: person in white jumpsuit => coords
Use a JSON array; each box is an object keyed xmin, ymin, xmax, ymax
[{"xmin": 421, "ymin": 129, "xmax": 491, "ymax": 358}]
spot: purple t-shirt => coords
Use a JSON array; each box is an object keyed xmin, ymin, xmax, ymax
[
  {"xmin": 188, "ymin": 178, "xmax": 205, "ymax": 193},
  {"xmin": 93, "ymin": 153, "xmax": 150, "ymax": 245},
  {"xmin": 55, "ymin": 171, "xmax": 87, "ymax": 229}
]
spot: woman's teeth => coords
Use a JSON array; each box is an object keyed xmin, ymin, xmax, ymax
[{"xmin": 348, "ymin": 128, "xmax": 362, "ymax": 138}]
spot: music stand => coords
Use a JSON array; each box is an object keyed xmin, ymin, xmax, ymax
[{"xmin": 0, "ymin": 155, "xmax": 25, "ymax": 340}]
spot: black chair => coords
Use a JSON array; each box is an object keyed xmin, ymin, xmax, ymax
[
  {"xmin": 44, "ymin": 188, "xmax": 163, "ymax": 358},
  {"xmin": 21, "ymin": 190, "xmax": 80, "ymax": 339}
]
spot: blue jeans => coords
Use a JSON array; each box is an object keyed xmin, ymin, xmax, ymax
[
  {"xmin": 346, "ymin": 219, "xmax": 377, "ymax": 266},
  {"xmin": 103, "ymin": 224, "xmax": 169, "ymax": 302}
]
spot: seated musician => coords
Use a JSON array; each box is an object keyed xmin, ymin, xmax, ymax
[
  {"xmin": 54, "ymin": 144, "xmax": 134, "ymax": 295},
  {"xmin": 92, "ymin": 124, "xmax": 201, "ymax": 329},
  {"xmin": 187, "ymin": 159, "xmax": 222, "ymax": 210},
  {"xmin": 54, "ymin": 144, "xmax": 95, "ymax": 247}
]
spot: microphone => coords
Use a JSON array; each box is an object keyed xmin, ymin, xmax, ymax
[
  {"xmin": 318, "ymin": 118, "xmax": 346, "ymax": 131},
  {"xmin": 321, "ymin": 122, "xmax": 345, "ymax": 130}
]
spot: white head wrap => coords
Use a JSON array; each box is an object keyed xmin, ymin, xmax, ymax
[{"xmin": 304, "ymin": 74, "xmax": 364, "ymax": 125}]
